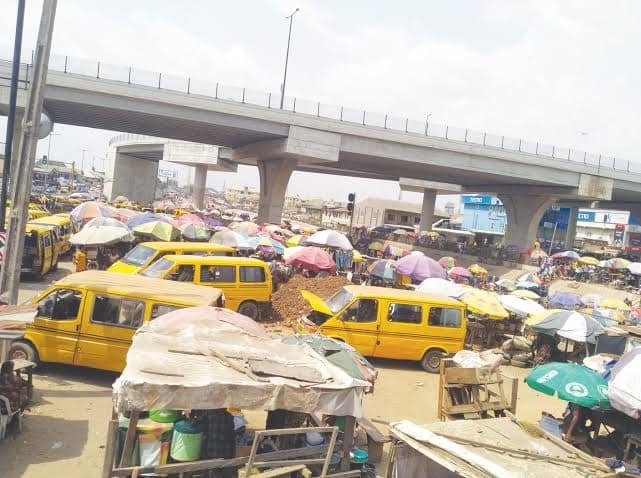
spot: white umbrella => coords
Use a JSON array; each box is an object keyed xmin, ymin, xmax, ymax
[
  {"xmin": 307, "ymin": 229, "xmax": 353, "ymax": 250},
  {"xmin": 499, "ymin": 294, "xmax": 545, "ymax": 318},
  {"xmin": 70, "ymin": 217, "xmax": 133, "ymax": 246},
  {"xmin": 416, "ymin": 278, "xmax": 466, "ymax": 298},
  {"xmin": 628, "ymin": 262, "xmax": 641, "ymax": 275},
  {"xmin": 608, "ymin": 348, "xmax": 641, "ymax": 419}
]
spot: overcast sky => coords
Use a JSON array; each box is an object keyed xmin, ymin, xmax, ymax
[{"xmin": 1, "ymin": 0, "xmax": 641, "ymax": 206}]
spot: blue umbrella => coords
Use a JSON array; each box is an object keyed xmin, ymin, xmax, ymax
[
  {"xmin": 516, "ymin": 281, "xmax": 540, "ymax": 290},
  {"xmin": 126, "ymin": 212, "xmax": 171, "ymax": 229},
  {"xmin": 549, "ymin": 292, "xmax": 582, "ymax": 308}
]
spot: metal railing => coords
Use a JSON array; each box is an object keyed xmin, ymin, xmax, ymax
[{"xmin": 1, "ymin": 52, "xmax": 640, "ymax": 176}]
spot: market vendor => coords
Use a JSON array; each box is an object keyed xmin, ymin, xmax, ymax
[
  {"xmin": 562, "ymin": 403, "xmax": 601, "ymax": 444},
  {"xmin": 532, "ymin": 333, "xmax": 558, "ymax": 365},
  {"xmin": 74, "ymin": 246, "xmax": 87, "ymax": 272},
  {"xmin": 0, "ymin": 361, "xmax": 29, "ymax": 412}
]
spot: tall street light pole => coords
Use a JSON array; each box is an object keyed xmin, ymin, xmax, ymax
[
  {"xmin": 0, "ymin": 0, "xmax": 26, "ymax": 233},
  {"xmin": 279, "ymin": 8, "xmax": 299, "ymax": 109}
]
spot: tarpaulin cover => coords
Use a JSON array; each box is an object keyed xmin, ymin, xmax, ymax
[{"xmin": 112, "ymin": 307, "xmax": 369, "ymax": 416}]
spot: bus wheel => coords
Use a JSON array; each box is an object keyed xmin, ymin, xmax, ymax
[
  {"xmin": 9, "ymin": 341, "xmax": 39, "ymax": 364},
  {"xmin": 421, "ymin": 349, "xmax": 445, "ymax": 373},
  {"xmin": 238, "ymin": 301, "xmax": 259, "ymax": 320}
]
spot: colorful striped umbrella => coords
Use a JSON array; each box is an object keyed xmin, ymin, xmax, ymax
[
  {"xmin": 438, "ymin": 256, "xmax": 457, "ymax": 269},
  {"xmin": 70, "ymin": 201, "xmax": 112, "ymax": 225}
]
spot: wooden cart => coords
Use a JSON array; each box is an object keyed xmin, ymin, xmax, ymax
[{"xmin": 437, "ymin": 358, "xmax": 518, "ymax": 421}]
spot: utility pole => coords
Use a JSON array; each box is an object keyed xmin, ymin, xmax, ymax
[
  {"xmin": 0, "ymin": 0, "xmax": 26, "ymax": 232},
  {"xmin": 279, "ymin": 8, "xmax": 299, "ymax": 109},
  {"xmin": 0, "ymin": 0, "xmax": 57, "ymax": 303}
]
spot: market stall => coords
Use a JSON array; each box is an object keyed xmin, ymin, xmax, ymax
[{"xmin": 104, "ymin": 307, "xmax": 375, "ymax": 477}]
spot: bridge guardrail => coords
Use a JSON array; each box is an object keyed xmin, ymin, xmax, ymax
[{"xmin": 1, "ymin": 53, "xmax": 639, "ymax": 176}]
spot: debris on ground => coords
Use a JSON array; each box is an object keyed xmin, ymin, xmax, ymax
[{"xmin": 267, "ymin": 274, "xmax": 349, "ymax": 326}]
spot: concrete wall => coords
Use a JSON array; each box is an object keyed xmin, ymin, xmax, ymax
[{"xmin": 104, "ymin": 152, "xmax": 158, "ymax": 204}]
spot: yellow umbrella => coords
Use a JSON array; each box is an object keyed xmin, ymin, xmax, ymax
[
  {"xmin": 510, "ymin": 289, "xmax": 541, "ymax": 300},
  {"xmin": 581, "ymin": 307, "xmax": 626, "ymax": 324},
  {"xmin": 286, "ymin": 234, "xmax": 305, "ymax": 247},
  {"xmin": 598, "ymin": 297, "xmax": 631, "ymax": 311},
  {"xmin": 579, "ymin": 256, "xmax": 599, "ymax": 266},
  {"xmin": 460, "ymin": 290, "xmax": 509, "ymax": 320},
  {"xmin": 468, "ymin": 264, "xmax": 488, "ymax": 275},
  {"xmin": 352, "ymin": 250, "xmax": 364, "ymax": 263}
]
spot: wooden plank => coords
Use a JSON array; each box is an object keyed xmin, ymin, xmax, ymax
[
  {"xmin": 320, "ymin": 426, "xmax": 339, "ymax": 478},
  {"xmin": 118, "ymin": 410, "xmax": 139, "ymax": 468},
  {"xmin": 438, "ymin": 358, "xmax": 445, "ymax": 420},
  {"xmin": 509, "ymin": 376, "xmax": 519, "ymax": 414},
  {"xmin": 110, "ymin": 444, "xmax": 330, "ymax": 476},
  {"xmin": 101, "ymin": 419, "xmax": 118, "ymax": 478},
  {"xmin": 242, "ymin": 464, "xmax": 308, "ymax": 477},
  {"xmin": 357, "ymin": 417, "xmax": 389, "ymax": 443}
]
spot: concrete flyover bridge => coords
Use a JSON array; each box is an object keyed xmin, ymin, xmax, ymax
[{"xmin": 1, "ymin": 54, "xmax": 641, "ymax": 251}]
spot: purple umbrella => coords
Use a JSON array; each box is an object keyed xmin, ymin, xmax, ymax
[
  {"xmin": 548, "ymin": 292, "xmax": 583, "ymax": 308},
  {"xmin": 202, "ymin": 216, "xmax": 224, "ymax": 228},
  {"xmin": 126, "ymin": 212, "xmax": 171, "ymax": 229},
  {"xmin": 394, "ymin": 254, "xmax": 446, "ymax": 281}
]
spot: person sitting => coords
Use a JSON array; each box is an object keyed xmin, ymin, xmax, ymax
[{"xmin": 0, "ymin": 361, "xmax": 29, "ymax": 413}]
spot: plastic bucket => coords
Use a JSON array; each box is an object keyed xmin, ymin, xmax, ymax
[{"xmin": 170, "ymin": 420, "xmax": 202, "ymax": 462}]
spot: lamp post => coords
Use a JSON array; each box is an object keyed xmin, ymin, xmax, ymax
[{"xmin": 279, "ymin": 8, "xmax": 299, "ymax": 109}]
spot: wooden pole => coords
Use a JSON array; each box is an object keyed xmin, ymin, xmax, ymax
[
  {"xmin": 340, "ymin": 416, "xmax": 356, "ymax": 471},
  {"xmin": 119, "ymin": 410, "xmax": 139, "ymax": 468},
  {"xmin": 101, "ymin": 419, "xmax": 119, "ymax": 478}
]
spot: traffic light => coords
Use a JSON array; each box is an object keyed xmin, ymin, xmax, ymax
[{"xmin": 347, "ymin": 192, "xmax": 356, "ymax": 212}]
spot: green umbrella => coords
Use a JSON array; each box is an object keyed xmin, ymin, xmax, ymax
[
  {"xmin": 180, "ymin": 223, "xmax": 211, "ymax": 241},
  {"xmin": 526, "ymin": 362, "xmax": 610, "ymax": 409},
  {"xmin": 132, "ymin": 220, "xmax": 181, "ymax": 242}
]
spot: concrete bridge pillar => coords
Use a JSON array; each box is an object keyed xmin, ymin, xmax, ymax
[
  {"xmin": 257, "ymin": 157, "xmax": 296, "ymax": 224},
  {"xmin": 192, "ymin": 164, "xmax": 208, "ymax": 210},
  {"xmin": 419, "ymin": 189, "xmax": 437, "ymax": 232},
  {"xmin": 104, "ymin": 152, "xmax": 159, "ymax": 205},
  {"xmin": 565, "ymin": 206, "xmax": 578, "ymax": 249},
  {"xmin": 499, "ymin": 194, "xmax": 559, "ymax": 254}
]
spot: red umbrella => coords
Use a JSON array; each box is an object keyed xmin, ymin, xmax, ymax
[
  {"xmin": 285, "ymin": 246, "xmax": 336, "ymax": 273},
  {"xmin": 174, "ymin": 213, "xmax": 204, "ymax": 226},
  {"xmin": 448, "ymin": 266, "xmax": 471, "ymax": 278}
]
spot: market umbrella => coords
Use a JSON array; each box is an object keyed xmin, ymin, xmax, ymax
[
  {"xmin": 394, "ymin": 254, "xmax": 446, "ymax": 281},
  {"xmin": 420, "ymin": 231, "xmax": 440, "ymax": 238},
  {"xmin": 180, "ymin": 223, "xmax": 211, "ymax": 241},
  {"xmin": 579, "ymin": 256, "xmax": 600, "ymax": 266},
  {"xmin": 448, "ymin": 266, "xmax": 471, "ymax": 279},
  {"xmin": 281, "ymin": 335, "xmax": 377, "ymax": 385},
  {"xmin": 229, "ymin": 221, "xmax": 259, "ymax": 236},
  {"xmin": 468, "ymin": 263, "xmax": 488, "ymax": 275},
  {"xmin": 510, "ymin": 289, "xmax": 541, "ymax": 300},
  {"xmin": 499, "ymin": 294, "xmax": 544, "ymax": 318},
  {"xmin": 201, "ymin": 216, "xmax": 224, "ymax": 228},
  {"xmin": 368, "ymin": 241, "xmax": 385, "ymax": 252},
  {"xmin": 69, "ymin": 217, "xmax": 134, "ymax": 246},
  {"xmin": 307, "ymin": 229, "xmax": 353, "ymax": 250},
  {"xmin": 580, "ymin": 307, "xmax": 625, "ymax": 327},
  {"xmin": 286, "ymin": 234, "xmax": 308, "ymax": 247},
  {"xmin": 285, "ymin": 246, "xmax": 336, "ymax": 273},
  {"xmin": 108, "ymin": 207, "xmax": 139, "ymax": 223},
  {"xmin": 70, "ymin": 201, "xmax": 112, "ymax": 225},
  {"xmin": 283, "ymin": 246, "xmax": 304, "ymax": 260},
  {"xmin": 580, "ymin": 294, "xmax": 602, "ymax": 308},
  {"xmin": 608, "ymin": 348, "xmax": 641, "ymax": 419},
  {"xmin": 552, "ymin": 250, "xmax": 580, "ymax": 260},
  {"xmin": 530, "ymin": 249, "xmax": 548, "ymax": 259},
  {"xmin": 603, "ymin": 258, "xmax": 631, "ymax": 270},
  {"xmin": 525, "ymin": 362, "xmax": 610, "ymax": 409},
  {"xmin": 460, "ymin": 289, "xmax": 509, "ymax": 320},
  {"xmin": 210, "ymin": 230, "xmax": 251, "ymax": 249},
  {"xmin": 132, "ymin": 220, "xmax": 181, "ymax": 242},
  {"xmin": 392, "ymin": 229, "xmax": 408, "ymax": 236},
  {"xmin": 516, "ymin": 280, "xmax": 541, "ymax": 291},
  {"xmin": 367, "ymin": 259, "xmax": 397, "ymax": 282},
  {"xmin": 526, "ymin": 309, "xmax": 604, "ymax": 343},
  {"xmin": 495, "ymin": 278, "xmax": 516, "ymax": 291},
  {"xmin": 126, "ymin": 211, "xmax": 171, "ymax": 229},
  {"xmin": 597, "ymin": 297, "xmax": 631, "ymax": 311},
  {"xmin": 548, "ymin": 292, "xmax": 582, "ymax": 308},
  {"xmin": 247, "ymin": 235, "xmax": 285, "ymax": 255},
  {"xmin": 628, "ymin": 262, "xmax": 641, "ymax": 275},
  {"xmin": 174, "ymin": 213, "xmax": 205, "ymax": 226},
  {"xmin": 416, "ymin": 278, "xmax": 466, "ymax": 298},
  {"xmin": 438, "ymin": 256, "xmax": 457, "ymax": 269},
  {"xmin": 113, "ymin": 195, "xmax": 129, "ymax": 204}
]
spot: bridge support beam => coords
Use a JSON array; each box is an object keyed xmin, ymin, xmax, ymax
[
  {"xmin": 104, "ymin": 152, "xmax": 159, "ymax": 205},
  {"xmin": 257, "ymin": 157, "xmax": 296, "ymax": 225},
  {"xmin": 499, "ymin": 194, "xmax": 559, "ymax": 255},
  {"xmin": 192, "ymin": 164, "xmax": 208, "ymax": 210},
  {"xmin": 565, "ymin": 206, "xmax": 578, "ymax": 249},
  {"xmin": 419, "ymin": 189, "xmax": 437, "ymax": 232}
]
